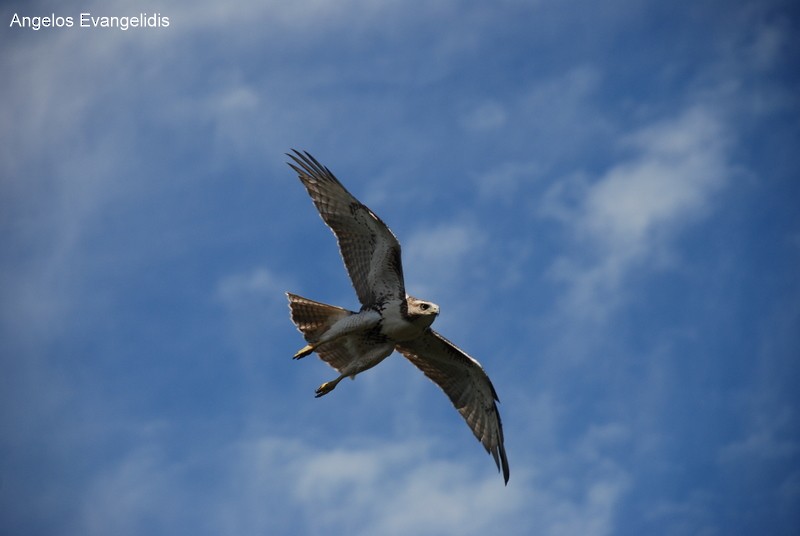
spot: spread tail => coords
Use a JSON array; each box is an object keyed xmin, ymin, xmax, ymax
[{"xmin": 286, "ymin": 292, "xmax": 353, "ymax": 344}]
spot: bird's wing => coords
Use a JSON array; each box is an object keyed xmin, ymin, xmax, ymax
[
  {"xmin": 287, "ymin": 150, "xmax": 406, "ymax": 308},
  {"xmin": 395, "ymin": 329, "xmax": 510, "ymax": 484}
]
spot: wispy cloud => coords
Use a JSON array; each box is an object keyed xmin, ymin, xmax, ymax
[
  {"xmin": 461, "ymin": 100, "xmax": 509, "ymax": 132},
  {"xmin": 216, "ymin": 266, "xmax": 289, "ymax": 310},
  {"xmin": 70, "ymin": 428, "xmax": 635, "ymax": 536},
  {"xmin": 542, "ymin": 106, "xmax": 732, "ymax": 321},
  {"xmin": 403, "ymin": 220, "xmax": 487, "ymax": 302}
]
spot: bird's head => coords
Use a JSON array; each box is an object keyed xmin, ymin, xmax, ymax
[{"xmin": 406, "ymin": 296, "xmax": 439, "ymax": 329}]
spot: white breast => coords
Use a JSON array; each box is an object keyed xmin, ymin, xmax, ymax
[{"xmin": 380, "ymin": 301, "xmax": 420, "ymax": 341}]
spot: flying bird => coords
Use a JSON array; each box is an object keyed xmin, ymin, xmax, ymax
[{"xmin": 285, "ymin": 150, "xmax": 509, "ymax": 484}]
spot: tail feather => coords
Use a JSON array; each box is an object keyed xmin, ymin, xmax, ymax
[{"xmin": 286, "ymin": 292, "xmax": 353, "ymax": 343}]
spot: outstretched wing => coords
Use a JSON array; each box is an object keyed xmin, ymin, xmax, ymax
[
  {"xmin": 395, "ymin": 330, "xmax": 510, "ymax": 484},
  {"xmin": 287, "ymin": 150, "xmax": 406, "ymax": 308}
]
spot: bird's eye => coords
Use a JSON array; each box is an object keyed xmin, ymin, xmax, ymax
[{"xmin": 420, "ymin": 303, "xmax": 429, "ymax": 310}]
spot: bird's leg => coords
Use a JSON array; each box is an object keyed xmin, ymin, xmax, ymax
[
  {"xmin": 293, "ymin": 333, "xmax": 346, "ymax": 359},
  {"xmin": 315, "ymin": 374, "xmax": 345, "ymax": 398},
  {"xmin": 293, "ymin": 344, "xmax": 316, "ymax": 359}
]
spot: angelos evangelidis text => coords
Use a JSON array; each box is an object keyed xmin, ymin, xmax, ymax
[{"xmin": 9, "ymin": 12, "xmax": 170, "ymax": 31}]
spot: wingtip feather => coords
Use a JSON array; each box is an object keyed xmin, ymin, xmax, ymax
[
  {"xmin": 286, "ymin": 149, "xmax": 333, "ymax": 180},
  {"xmin": 500, "ymin": 445, "xmax": 510, "ymax": 485}
]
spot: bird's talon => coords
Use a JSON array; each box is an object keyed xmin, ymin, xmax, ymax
[
  {"xmin": 315, "ymin": 381, "xmax": 336, "ymax": 398},
  {"xmin": 293, "ymin": 344, "xmax": 315, "ymax": 359}
]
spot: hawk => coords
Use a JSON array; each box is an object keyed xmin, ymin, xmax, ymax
[{"xmin": 285, "ymin": 150, "xmax": 509, "ymax": 484}]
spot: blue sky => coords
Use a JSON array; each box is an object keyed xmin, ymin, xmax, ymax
[{"xmin": 2, "ymin": 0, "xmax": 799, "ymax": 534}]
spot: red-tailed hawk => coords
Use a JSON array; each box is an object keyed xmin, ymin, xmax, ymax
[{"xmin": 286, "ymin": 150, "xmax": 509, "ymax": 484}]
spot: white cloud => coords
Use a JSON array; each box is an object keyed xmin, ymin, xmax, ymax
[
  {"xmin": 71, "ymin": 429, "xmax": 634, "ymax": 536},
  {"xmin": 543, "ymin": 106, "xmax": 731, "ymax": 320},
  {"xmin": 718, "ymin": 404, "xmax": 798, "ymax": 464},
  {"xmin": 79, "ymin": 446, "xmax": 170, "ymax": 536},
  {"xmin": 285, "ymin": 438, "xmax": 521, "ymax": 535},
  {"xmin": 582, "ymin": 107, "xmax": 727, "ymax": 252},
  {"xmin": 475, "ymin": 160, "xmax": 543, "ymax": 202},
  {"xmin": 216, "ymin": 266, "xmax": 288, "ymax": 307},
  {"xmin": 403, "ymin": 221, "xmax": 487, "ymax": 300},
  {"xmin": 642, "ymin": 490, "xmax": 718, "ymax": 536},
  {"xmin": 462, "ymin": 100, "xmax": 508, "ymax": 132},
  {"xmin": 215, "ymin": 266, "xmax": 293, "ymax": 367}
]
